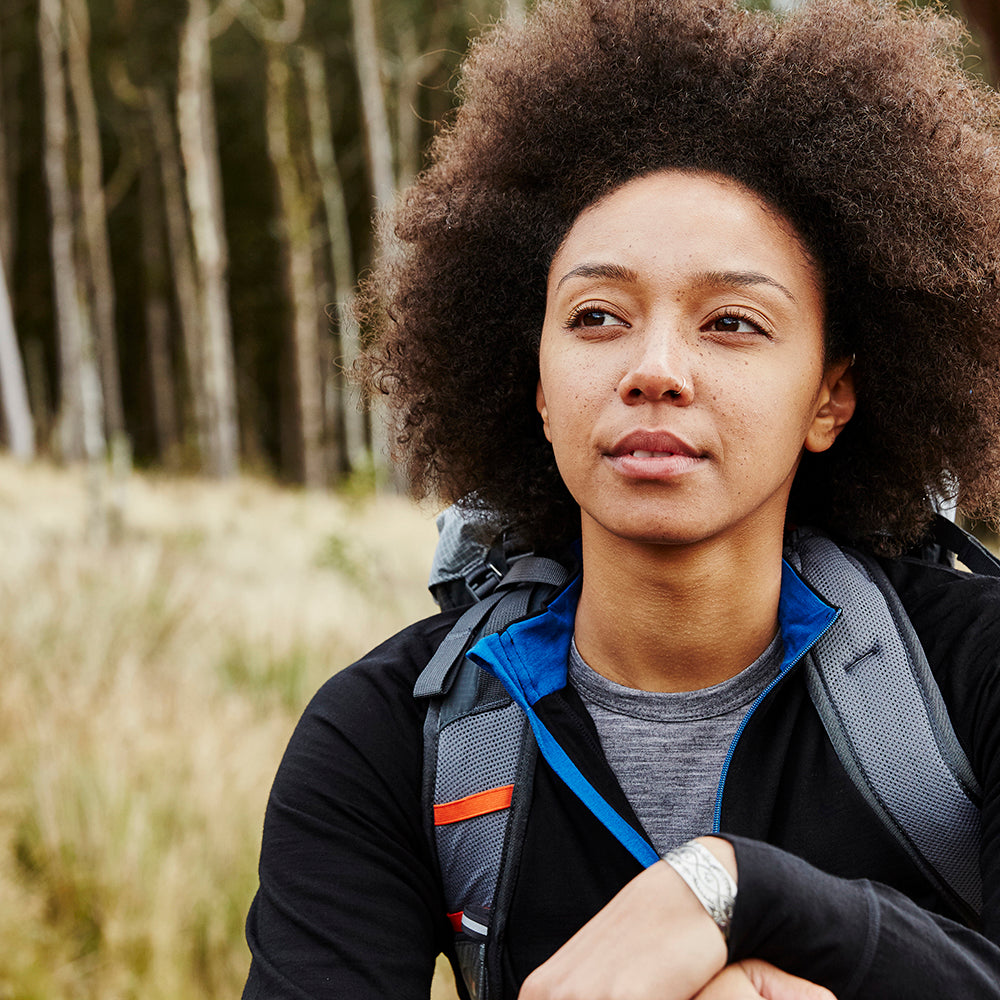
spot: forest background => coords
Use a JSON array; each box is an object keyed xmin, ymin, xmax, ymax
[{"xmin": 0, "ymin": 0, "xmax": 997, "ymax": 997}]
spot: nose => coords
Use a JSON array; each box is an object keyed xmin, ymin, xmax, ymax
[{"xmin": 617, "ymin": 327, "xmax": 692, "ymax": 404}]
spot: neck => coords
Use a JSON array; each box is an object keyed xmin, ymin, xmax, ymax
[{"xmin": 574, "ymin": 521, "xmax": 785, "ymax": 692}]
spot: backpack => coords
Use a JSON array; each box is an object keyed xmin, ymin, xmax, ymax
[{"xmin": 418, "ymin": 509, "xmax": 1000, "ymax": 999}]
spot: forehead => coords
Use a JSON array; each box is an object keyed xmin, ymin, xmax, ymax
[{"xmin": 549, "ymin": 170, "xmax": 821, "ymax": 294}]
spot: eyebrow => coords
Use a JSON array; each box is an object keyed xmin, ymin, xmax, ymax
[
  {"xmin": 697, "ymin": 269, "xmax": 797, "ymax": 303},
  {"xmin": 555, "ymin": 263, "xmax": 640, "ymax": 290},
  {"xmin": 554, "ymin": 262, "xmax": 797, "ymax": 303}
]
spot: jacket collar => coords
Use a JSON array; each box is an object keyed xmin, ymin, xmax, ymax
[{"xmin": 470, "ymin": 557, "xmax": 838, "ymax": 710}]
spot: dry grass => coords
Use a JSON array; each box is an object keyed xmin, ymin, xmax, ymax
[{"xmin": 0, "ymin": 456, "xmax": 459, "ymax": 999}]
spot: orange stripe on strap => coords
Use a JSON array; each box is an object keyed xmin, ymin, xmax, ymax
[
  {"xmin": 433, "ymin": 784, "xmax": 514, "ymax": 825},
  {"xmin": 447, "ymin": 911, "xmax": 463, "ymax": 932}
]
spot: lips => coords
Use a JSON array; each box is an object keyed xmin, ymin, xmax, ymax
[
  {"xmin": 608, "ymin": 429, "xmax": 702, "ymax": 459},
  {"xmin": 605, "ymin": 429, "xmax": 705, "ymax": 481}
]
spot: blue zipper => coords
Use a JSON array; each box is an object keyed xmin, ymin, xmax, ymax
[{"xmin": 712, "ymin": 605, "xmax": 841, "ymax": 832}]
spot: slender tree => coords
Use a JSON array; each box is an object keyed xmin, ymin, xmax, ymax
[
  {"xmin": 0, "ymin": 243, "xmax": 34, "ymax": 459},
  {"xmin": 147, "ymin": 84, "xmax": 211, "ymax": 465},
  {"xmin": 264, "ymin": 44, "xmax": 326, "ymax": 487},
  {"xmin": 65, "ymin": 0, "xmax": 125, "ymax": 440},
  {"xmin": 177, "ymin": 0, "xmax": 239, "ymax": 477},
  {"xmin": 301, "ymin": 44, "xmax": 365, "ymax": 472},
  {"xmin": 38, "ymin": 0, "xmax": 105, "ymax": 464}
]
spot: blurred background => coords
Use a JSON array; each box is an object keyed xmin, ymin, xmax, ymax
[{"xmin": 0, "ymin": 0, "xmax": 995, "ymax": 997}]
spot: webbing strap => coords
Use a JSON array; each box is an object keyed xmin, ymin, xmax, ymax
[
  {"xmin": 414, "ymin": 589, "xmax": 507, "ymax": 698},
  {"xmin": 500, "ymin": 555, "xmax": 571, "ymax": 589},
  {"xmin": 931, "ymin": 514, "xmax": 1000, "ymax": 578},
  {"xmin": 434, "ymin": 785, "xmax": 514, "ymax": 825}
]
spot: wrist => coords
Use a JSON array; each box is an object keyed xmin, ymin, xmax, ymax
[{"xmin": 662, "ymin": 838, "xmax": 739, "ymax": 942}]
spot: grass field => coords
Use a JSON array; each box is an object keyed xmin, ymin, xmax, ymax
[{"xmin": 0, "ymin": 456, "xmax": 459, "ymax": 999}]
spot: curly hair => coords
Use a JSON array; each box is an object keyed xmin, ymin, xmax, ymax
[{"xmin": 359, "ymin": 0, "xmax": 1000, "ymax": 555}]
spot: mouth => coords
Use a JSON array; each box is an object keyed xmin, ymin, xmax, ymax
[
  {"xmin": 606, "ymin": 430, "xmax": 705, "ymax": 481},
  {"xmin": 608, "ymin": 430, "xmax": 702, "ymax": 459}
]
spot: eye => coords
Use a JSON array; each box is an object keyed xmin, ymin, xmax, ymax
[
  {"xmin": 567, "ymin": 305, "xmax": 629, "ymax": 329},
  {"xmin": 704, "ymin": 311, "xmax": 772, "ymax": 339}
]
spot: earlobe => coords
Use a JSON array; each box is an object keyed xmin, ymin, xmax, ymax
[
  {"xmin": 536, "ymin": 381, "xmax": 552, "ymax": 442},
  {"xmin": 805, "ymin": 359, "xmax": 856, "ymax": 454}
]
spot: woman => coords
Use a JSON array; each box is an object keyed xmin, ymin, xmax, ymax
[{"xmin": 242, "ymin": 1, "xmax": 1000, "ymax": 997}]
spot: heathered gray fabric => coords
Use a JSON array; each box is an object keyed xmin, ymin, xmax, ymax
[{"xmin": 569, "ymin": 633, "xmax": 783, "ymax": 855}]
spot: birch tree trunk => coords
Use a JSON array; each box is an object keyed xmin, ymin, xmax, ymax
[
  {"xmin": 38, "ymin": 0, "xmax": 105, "ymax": 464},
  {"xmin": 0, "ymin": 244, "xmax": 34, "ymax": 458},
  {"xmin": 147, "ymin": 84, "xmax": 209, "ymax": 464},
  {"xmin": 351, "ymin": 0, "xmax": 395, "ymax": 209},
  {"xmin": 178, "ymin": 0, "xmax": 239, "ymax": 477},
  {"xmin": 65, "ymin": 0, "xmax": 125, "ymax": 440},
  {"xmin": 0, "ymin": 18, "xmax": 33, "ymax": 459},
  {"xmin": 351, "ymin": 0, "xmax": 397, "ymax": 485},
  {"xmin": 300, "ymin": 45, "xmax": 365, "ymax": 472},
  {"xmin": 265, "ymin": 46, "xmax": 325, "ymax": 487}
]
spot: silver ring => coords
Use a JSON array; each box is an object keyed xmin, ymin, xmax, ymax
[{"xmin": 669, "ymin": 377, "xmax": 688, "ymax": 398}]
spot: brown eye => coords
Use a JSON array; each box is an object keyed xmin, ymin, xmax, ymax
[
  {"xmin": 709, "ymin": 314, "xmax": 763, "ymax": 335},
  {"xmin": 568, "ymin": 307, "xmax": 626, "ymax": 328}
]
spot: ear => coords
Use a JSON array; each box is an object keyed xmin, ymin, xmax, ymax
[
  {"xmin": 804, "ymin": 358, "xmax": 856, "ymax": 454},
  {"xmin": 536, "ymin": 380, "xmax": 552, "ymax": 443}
]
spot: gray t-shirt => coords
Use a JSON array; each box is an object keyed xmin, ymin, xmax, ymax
[{"xmin": 568, "ymin": 632, "xmax": 783, "ymax": 854}]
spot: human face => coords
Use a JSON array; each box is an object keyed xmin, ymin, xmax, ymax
[{"xmin": 536, "ymin": 170, "xmax": 854, "ymax": 551}]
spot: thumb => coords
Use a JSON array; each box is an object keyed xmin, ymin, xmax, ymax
[{"xmin": 738, "ymin": 959, "xmax": 838, "ymax": 1000}]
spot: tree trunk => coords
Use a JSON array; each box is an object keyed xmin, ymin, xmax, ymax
[
  {"xmin": 138, "ymin": 126, "xmax": 180, "ymax": 469},
  {"xmin": 147, "ymin": 84, "xmax": 209, "ymax": 464},
  {"xmin": 300, "ymin": 44, "xmax": 364, "ymax": 473},
  {"xmin": 265, "ymin": 46, "xmax": 325, "ymax": 487},
  {"xmin": 0, "ymin": 243, "xmax": 34, "ymax": 459},
  {"xmin": 350, "ymin": 0, "xmax": 395, "ymax": 210},
  {"xmin": 351, "ymin": 0, "xmax": 398, "ymax": 487},
  {"xmin": 38, "ymin": 0, "xmax": 105, "ymax": 464},
  {"xmin": 178, "ymin": 0, "xmax": 239, "ymax": 477},
  {"xmin": 65, "ymin": 0, "xmax": 125, "ymax": 440}
]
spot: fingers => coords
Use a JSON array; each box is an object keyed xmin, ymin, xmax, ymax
[
  {"xmin": 738, "ymin": 959, "xmax": 838, "ymax": 1000},
  {"xmin": 691, "ymin": 965, "xmax": 763, "ymax": 999}
]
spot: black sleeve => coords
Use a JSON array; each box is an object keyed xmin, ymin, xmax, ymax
[
  {"xmin": 723, "ymin": 562, "xmax": 1000, "ymax": 999},
  {"xmin": 242, "ymin": 616, "xmax": 460, "ymax": 1000},
  {"xmin": 723, "ymin": 836, "xmax": 1000, "ymax": 999}
]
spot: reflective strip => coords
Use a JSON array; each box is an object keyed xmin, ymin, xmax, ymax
[
  {"xmin": 448, "ymin": 911, "xmax": 463, "ymax": 932},
  {"xmin": 434, "ymin": 785, "xmax": 514, "ymax": 825},
  {"xmin": 462, "ymin": 911, "xmax": 489, "ymax": 938}
]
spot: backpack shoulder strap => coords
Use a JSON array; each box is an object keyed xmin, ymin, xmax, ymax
[
  {"xmin": 417, "ymin": 555, "xmax": 571, "ymax": 999},
  {"xmin": 790, "ymin": 531, "xmax": 983, "ymax": 924}
]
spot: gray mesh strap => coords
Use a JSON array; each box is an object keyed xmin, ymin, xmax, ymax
[
  {"xmin": 793, "ymin": 532, "xmax": 983, "ymax": 920},
  {"xmin": 433, "ymin": 701, "xmax": 530, "ymax": 1000}
]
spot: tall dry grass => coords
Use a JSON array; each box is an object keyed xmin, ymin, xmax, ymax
[{"xmin": 0, "ymin": 457, "xmax": 459, "ymax": 999}]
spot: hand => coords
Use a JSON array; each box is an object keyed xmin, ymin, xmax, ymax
[
  {"xmin": 517, "ymin": 837, "xmax": 737, "ymax": 1000},
  {"xmin": 692, "ymin": 960, "xmax": 837, "ymax": 1000}
]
